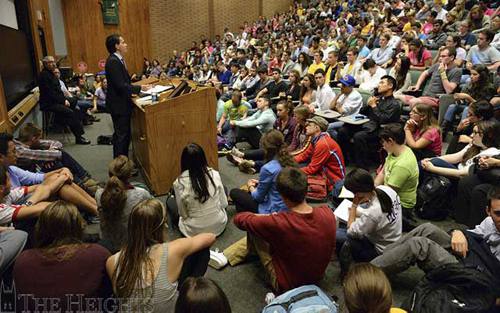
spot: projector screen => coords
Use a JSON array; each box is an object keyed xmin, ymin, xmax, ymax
[{"xmin": 0, "ymin": 0, "xmax": 18, "ymax": 30}]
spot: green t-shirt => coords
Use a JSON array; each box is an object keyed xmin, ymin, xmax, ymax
[
  {"xmin": 223, "ymin": 100, "xmax": 248, "ymax": 121},
  {"xmin": 384, "ymin": 146, "xmax": 419, "ymax": 208}
]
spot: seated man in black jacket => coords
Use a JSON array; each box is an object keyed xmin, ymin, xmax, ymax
[
  {"xmin": 38, "ymin": 56, "xmax": 90, "ymax": 144},
  {"xmin": 337, "ymin": 75, "xmax": 401, "ymax": 168}
]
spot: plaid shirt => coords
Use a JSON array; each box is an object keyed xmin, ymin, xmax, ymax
[{"xmin": 14, "ymin": 139, "xmax": 62, "ymax": 162}]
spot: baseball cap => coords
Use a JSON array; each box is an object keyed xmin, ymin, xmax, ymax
[{"xmin": 339, "ymin": 75, "xmax": 356, "ymax": 87}]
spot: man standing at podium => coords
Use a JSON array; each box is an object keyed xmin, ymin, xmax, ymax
[{"xmin": 105, "ymin": 34, "xmax": 150, "ymax": 158}]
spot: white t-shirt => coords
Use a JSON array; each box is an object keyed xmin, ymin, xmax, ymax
[
  {"xmin": 337, "ymin": 90, "xmax": 363, "ymax": 116},
  {"xmin": 348, "ymin": 185, "xmax": 403, "ymax": 254}
]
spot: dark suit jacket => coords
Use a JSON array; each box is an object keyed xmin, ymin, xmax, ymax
[
  {"xmin": 38, "ymin": 68, "xmax": 66, "ymax": 110},
  {"xmin": 105, "ymin": 54, "xmax": 141, "ymax": 116}
]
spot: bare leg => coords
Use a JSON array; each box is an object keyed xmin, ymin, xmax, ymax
[{"xmin": 58, "ymin": 184, "xmax": 98, "ymax": 215}]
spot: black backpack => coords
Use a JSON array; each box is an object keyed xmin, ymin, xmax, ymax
[
  {"xmin": 402, "ymin": 263, "xmax": 496, "ymax": 313},
  {"xmin": 414, "ymin": 174, "xmax": 452, "ymax": 220}
]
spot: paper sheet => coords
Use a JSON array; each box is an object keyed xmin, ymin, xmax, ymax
[
  {"xmin": 334, "ymin": 199, "xmax": 352, "ymax": 222},
  {"xmin": 142, "ymin": 85, "xmax": 173, "ymax": 95}
]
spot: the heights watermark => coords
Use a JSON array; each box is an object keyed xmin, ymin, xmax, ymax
[{"xmin": 1, "ymin": 281, "xmax": 154, "ymax": 312}]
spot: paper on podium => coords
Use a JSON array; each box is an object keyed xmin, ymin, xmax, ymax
[
  {"xmin": 334, "ymin": 199, "xmax": 352, "ymax": 222},
  {"xmin": 142, "ymin": 85, "xmax": 173, "ymax": 95},
  {"xmin": 338, "ymin": 186, "xmax": 354, "ymax": 198}
]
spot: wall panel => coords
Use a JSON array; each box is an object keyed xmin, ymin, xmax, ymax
[
  {"xmin": 263, "ymin": 1, "xmax": 292, "ymax": 18},
  {"xmin": 149, "ymin": 0, "xmax": 209, "ymax": 63},
  {"xmin": 213, "ymin": 0, "xmax": 258, "ymax": 40},
  {"xmin": 62, "ymin": 0, "xmax": 150, "ymax": 74}
]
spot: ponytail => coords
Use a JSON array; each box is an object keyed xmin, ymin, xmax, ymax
[{"xmin": 375, "ymin": 188, "xmax": 393, "ymax": 214}]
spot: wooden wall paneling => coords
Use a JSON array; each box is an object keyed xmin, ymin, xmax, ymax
[
  {"xmin": 149, "ymin": 0, "xmax": 210, "ymax": 63},
  {"xmin": 28, "ymin": 0, "xmax": 56, "ymax": 74},
  {"xmin": 213, "ymin": 0, "xmax": 259, "ymax": 38},
  {"xmin": 0, "ymin": 75, "xmax": 12, "ymax": 133},
  {"xmin": 62, "ymin": 0, "xmax": 150, "ymax": 74}
]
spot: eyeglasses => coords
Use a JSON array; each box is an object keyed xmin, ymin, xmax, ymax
[{"xmin": 472, "ymin": 130, "xmax": 483, "ymax": 136}]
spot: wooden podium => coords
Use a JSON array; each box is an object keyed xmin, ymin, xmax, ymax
[{"xmin": 131, "ymin": 79, "xmax": 218, "ymax": 195}]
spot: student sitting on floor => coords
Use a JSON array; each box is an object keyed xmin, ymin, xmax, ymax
[
  {"xmin": 167, "ymin": 143, "xmax": 228, "ymax": 237},
  {"xmin": 175, "ymin": 277, "xmax": 231, "ymax": 313},
  {"xmin": 14, "ymin": 123, "xmax": 99, "ymax": 194},
  {"xmin": 211, "ymin": 167, "xmax": 336, "ymax": 295},
  {"xmin": 0, "ymin": 133, "xmax": 98, "ymax": 217},
  {"xmin": 106, "ymin": 199, "xmax": 216, "ymax": 312},
  {"xmin": 232, "ymin": 97, "xmax": 276, "ymax": 149},
  {"xmin": 337, "ymin": 168, "xmax": 402, "ymax": 277},
  {"xmin": 371, "ymin": 187, "xmax": 500, "ymax": 309},
  {"xmin": 375, "ymin": 124, "xmax": 419, "ymax": 232},
  {"xmin": 404, "ymin": 103, "xmax": 442, "ymax": 160},
  {"xmin": 294, "ymin": 116, "xmax": 345, "ymax": 194},
  {"xmin": 14, "ymin": 201, "xmax": 113, "ymax": 312},
  {"xmin": 343, "ymin": 263, "xmax": 407, "ymax": 313},
  {"xmin": 229, "ymin": 130, "xmax": 296, "ymax": 214},
  {"xmin": 96, "ymin": 156, "xmax": 152, "ymax": 253},
  {"xmin": 0, "ymin": 164, "xmax": 66, "ymax": 227}
]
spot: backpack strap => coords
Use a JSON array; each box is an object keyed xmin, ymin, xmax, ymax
[{"xmin": 265, "ymin": 290, "xmax": 319, "ymax": 311}]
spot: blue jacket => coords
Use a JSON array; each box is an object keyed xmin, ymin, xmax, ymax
[{"xmin": 251, "ymin": 159, "xmax": 288, "ymax": 214}]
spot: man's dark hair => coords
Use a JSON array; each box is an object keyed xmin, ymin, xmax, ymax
[
  {"xmin": 272, "ymin": 67, "xmax": 281, "ymax": 74},
  {"xmin": 480, "ymin": 29, "xmax": 495, "ymax": 43},
  {"xmin": 379, "ymin": 123, "xmax": 405, "ymax": 145},
  {"xmin": 105, "ymin": 34, "xmax": 121, "ymax": 54},
  {"xmin": 276, "ymin": 167, "xmax": 307, "ymax": 203},
  {"xmin": 0, "ymin": 133, "xmax": 13, "ymax": 156},
  {"xmin": 229, "ymin": 61, "xmax": 240, "ymax": 69},
  {"xmin": 381, "ymin": 75, "xmax": 396, "ymax": 91},
  {"xmin": 362, "ymin": 59, "xmax": 376, "ymax": 70},
  {"xmin": 257, "ymin": 66, "xmax": 267, "ymax": 74},
  {"xmin": 430, "ymin": 11, "xmax": 438, "ymax": 18},
  {"xmin": 347, "ymin": 47, "xmax": 359, "ymax": 55},
  {"xmin": 314, "ymin": 68, "xmax": 326, "ymax": 76},
  {"xmin": 433, "ymin": 20, "xmax": 443, "ymax": 27},
  {"xmin": 487, "ymin": 186, "xmax": 500, "ymax": 209}
]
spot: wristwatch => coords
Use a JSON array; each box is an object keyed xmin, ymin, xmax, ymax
[{"xmin": 24, "ymin": 200, "xmax": 34, "ymax": 206}]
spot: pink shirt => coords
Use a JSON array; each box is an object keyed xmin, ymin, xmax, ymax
[
  {"xmin": 414, "ymin": 127, "xmax": 442, "ymax": 156},
  {"xmin": 408, "ymin": 49, "xmax": 432, "ymax": 67}
]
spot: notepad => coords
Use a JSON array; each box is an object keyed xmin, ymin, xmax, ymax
[{"xmin": 334, "ymin": 199, "xmax": 352, "ymax": 222}]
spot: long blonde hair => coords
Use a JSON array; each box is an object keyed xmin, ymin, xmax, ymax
[{"xmin": 113, "ymin": 199, "xmax": 167, "ymax": 299}]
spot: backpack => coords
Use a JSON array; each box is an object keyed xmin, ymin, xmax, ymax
[
  {"xmin": 97, "ymin": 135, "xmax": 113, "ymax": 145},
  {"xmin": 306, "ymin": 174, "xmax": 329, "ymax": 202},
  {"xmin": 402, "ymin": 263, "xmax": 496, "ymax": 313},
  {"xmin": 414, "ymin": 174, "xmax": 452, "ymax": 220},
  {"xmin": 262, "ymin": 285, "xmax": 338, "ymax": 313}
]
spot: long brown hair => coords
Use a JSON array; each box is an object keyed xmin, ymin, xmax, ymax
[
  {"xmin": 343, "ymin": 263, "xmax": 393, "ymax": 313},
  {"xmin": 462, "ymin": 119, "xmax": 497, "ymax": 164},
  {"xmin": 100, "ymin": 156, "xmax": 134, "ymax": 229},
  {"xmin": 260, "ymin": 130, "xmax": 297, "ymax": 167},
  {"xmin": 113, "ymin": 199, "xmax": 167, "ymax": 298},
  {"xmin": 414, "ymin": 103, "xmax": 440, "ymax": 134},
  {"xmin": 35, "ymin": 201, "xmax": 86, "ymax": 260}
]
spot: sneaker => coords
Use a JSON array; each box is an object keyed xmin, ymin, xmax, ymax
[
  {"xmin": 238, "ymin": 160, "xmax": 256, "ymax": 174},
  {"xmin": 209, "ymin": 249, "xmax": 228, "ymax": 270},
  {"xmin": 231, "ymin": 147, "xmax": 245, "ymax": 158},
  {"xmin": 226, "ymin": 153, "xmax": 243, "ymax": 166},
  {"xmin": 265, "ymin": 292, "xmax": 276, "ymax": 305},
  {"xmin": 218, "ymin": 148, "xmax": 231, "ymax": 157}
]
